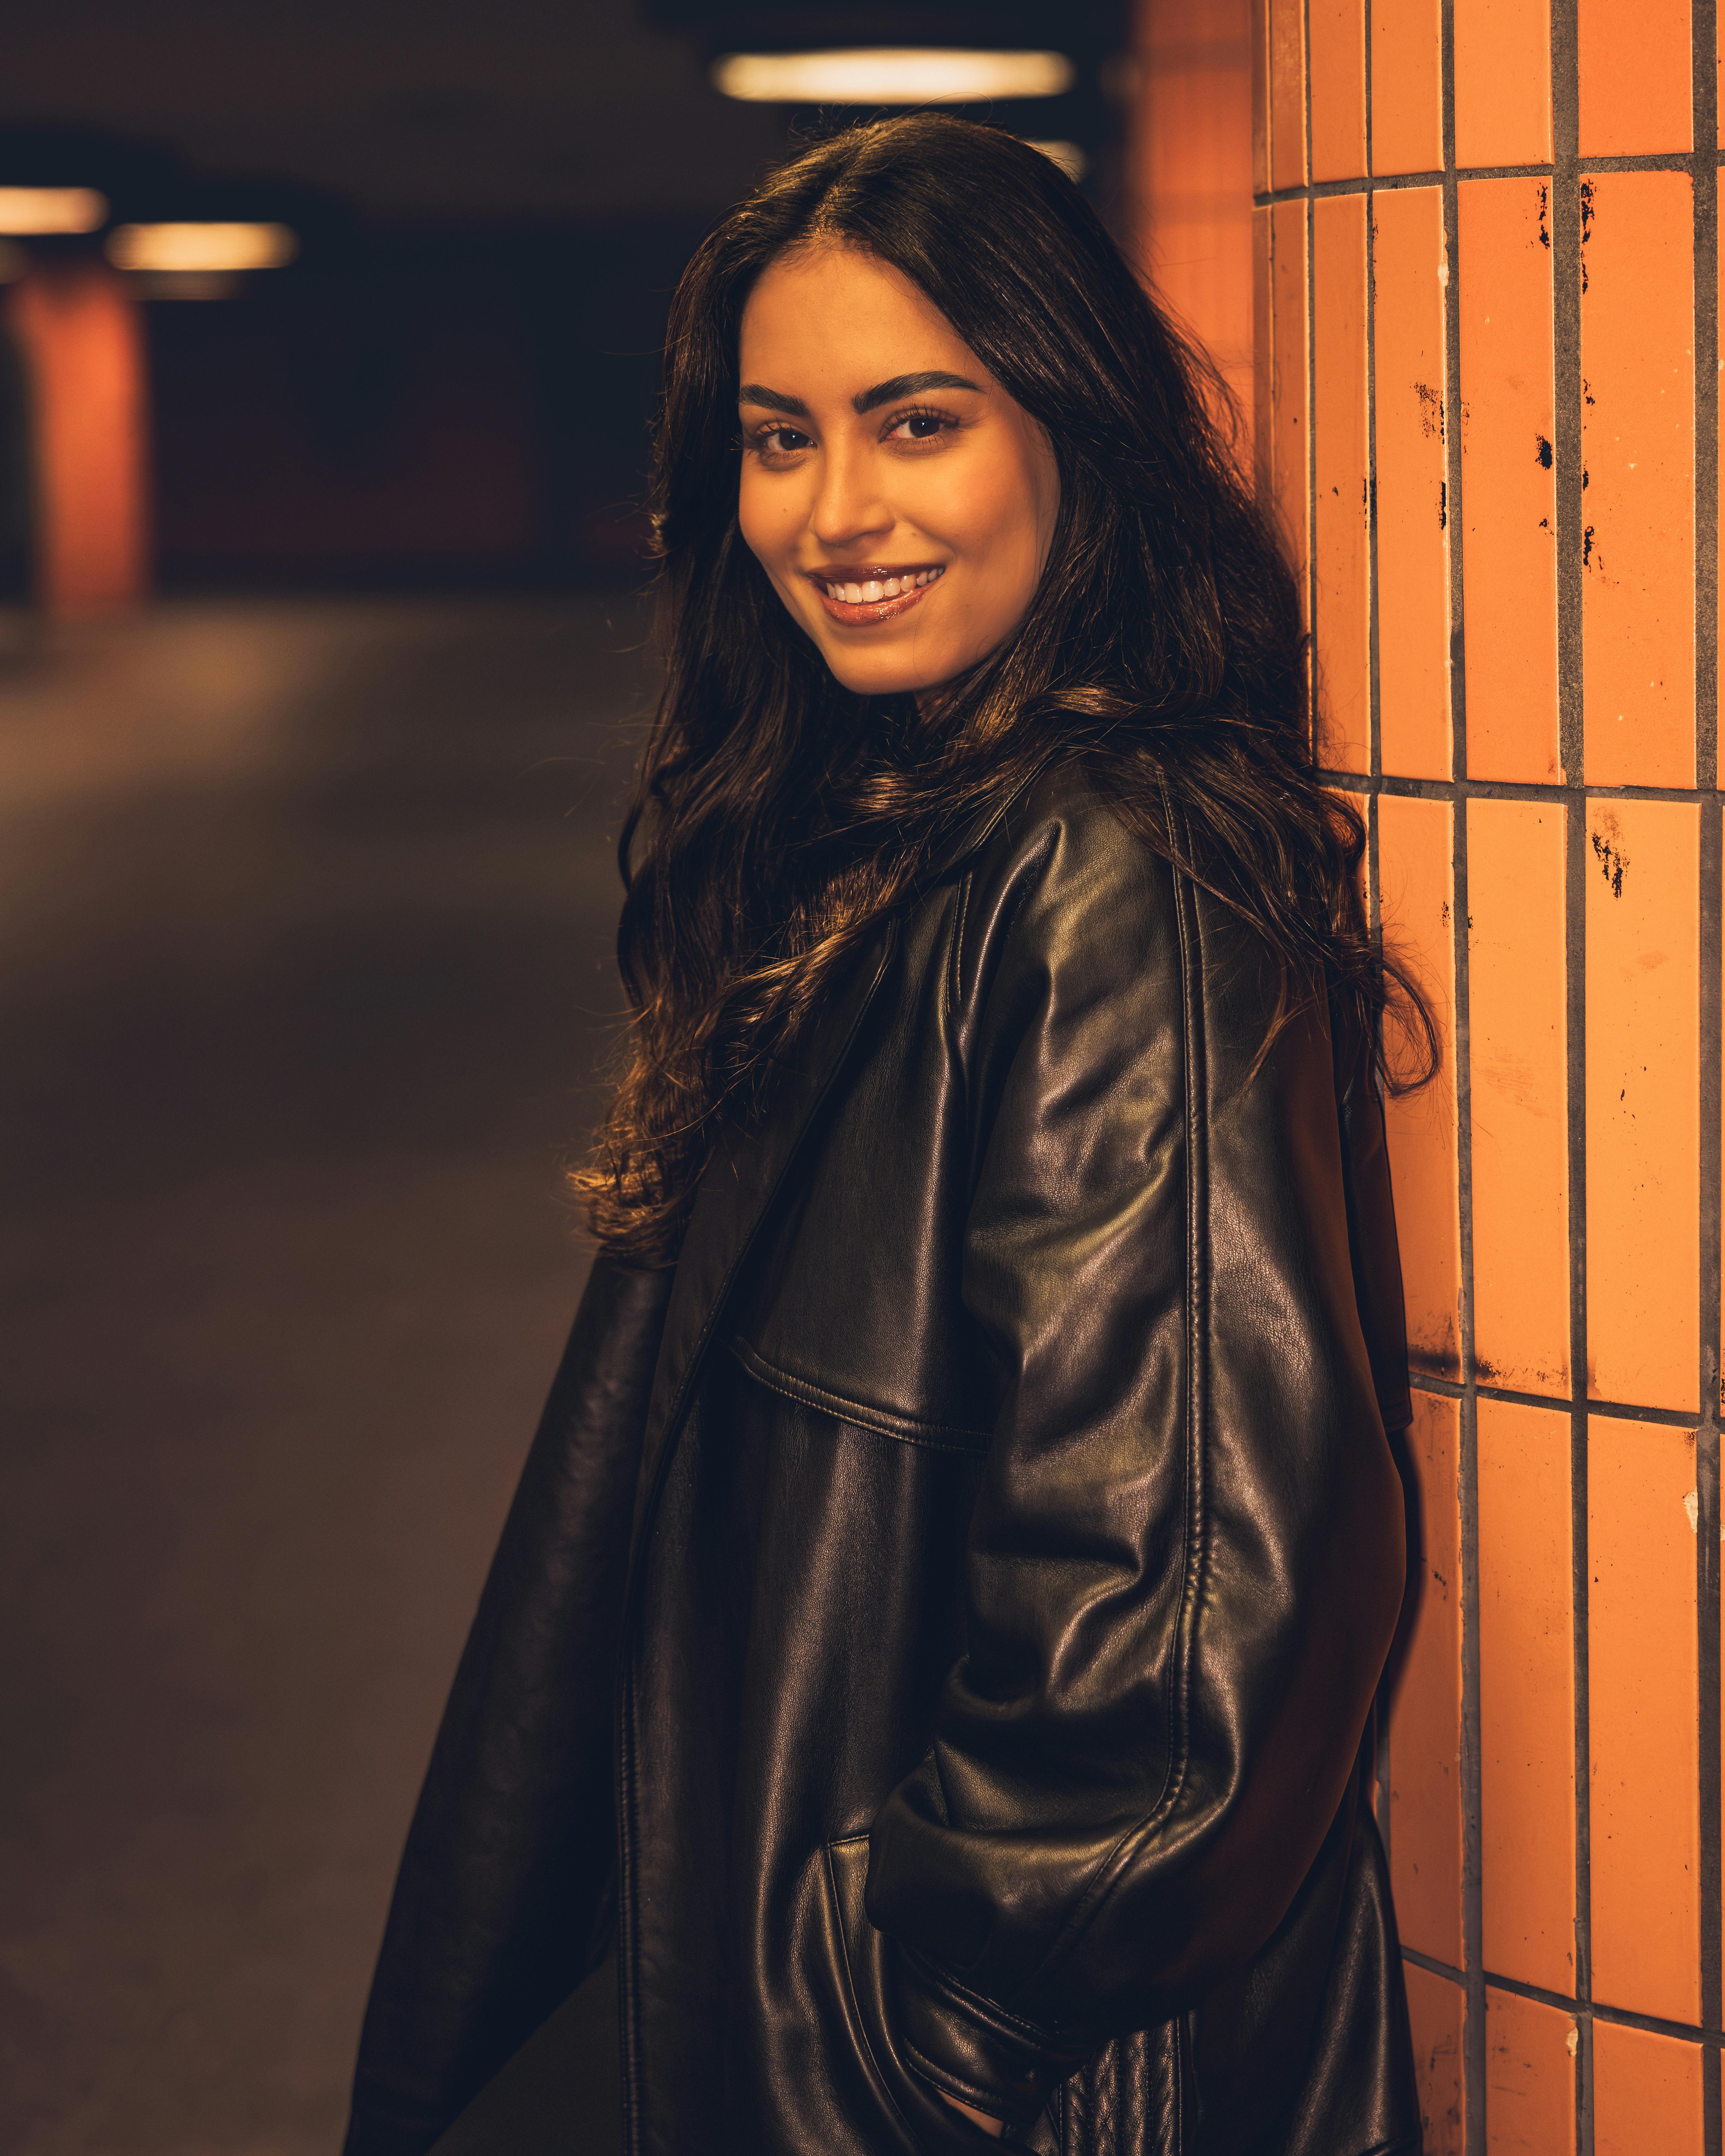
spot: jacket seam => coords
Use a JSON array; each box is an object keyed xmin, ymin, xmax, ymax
[
  {"xmin": 950, "ymin": 866, "xmax": 973, "ymax": 1025},
  {"xmin": 998, "ymin": 844, "xmax": 1211, "ymax": 2017},
  {"xmin": 728, "ymin": 1336, "xmax": 992, "ymax": 1451}
]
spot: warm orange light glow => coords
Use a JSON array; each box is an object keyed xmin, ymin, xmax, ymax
[
  {"xmin": 105, "ymin": 223, "xmax": 299, "ymax": 274},
  {"xmin": 712, "ymin": 49, "xmax": 1075, "ymax": 103},
  {"xmin": 0, "ymin": 187, "xmax": 108, "ymax": 235},
  {"xmin": 3, "ymin": 261, "xmax": 151, "ymax": 612}
]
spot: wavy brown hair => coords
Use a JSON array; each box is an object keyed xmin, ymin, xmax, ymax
[{"xmin": 576, "ymin": 111, "xmax": 1437, "ymax": 1263}]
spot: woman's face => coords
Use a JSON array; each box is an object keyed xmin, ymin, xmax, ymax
[{"xmin": 736, "ymin": 243, "xmax": 1060, "ymax": 700}]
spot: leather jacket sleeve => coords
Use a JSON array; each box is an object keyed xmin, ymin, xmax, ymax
[
  {"xmin": 344, "ymin": 1254, "xmax": 673, "ymax": 2156},
  {"xmin": 863, "ymin": 792, "xmax": 1409, "ymax": 2130}
]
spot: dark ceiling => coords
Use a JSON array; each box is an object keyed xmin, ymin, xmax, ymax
[{"xmin": 2, "ymin": 0, "xmax": 1125, "ymax": 225}]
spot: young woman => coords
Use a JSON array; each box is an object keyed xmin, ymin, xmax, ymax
[{"xmin": 345, "ymin": 114, "xmax": 1433, "ymax": 2156}]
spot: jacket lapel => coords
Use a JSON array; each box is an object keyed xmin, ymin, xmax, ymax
[{"xmin": 625, "ymin": 914, "xmax": 901, "ymax": 1576}]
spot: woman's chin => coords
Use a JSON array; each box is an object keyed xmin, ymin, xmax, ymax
[{"xmin": 815, "ymin": 643, "xmax": 956, "ymax": 700}]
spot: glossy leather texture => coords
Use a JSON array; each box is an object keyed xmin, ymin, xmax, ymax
[{"xmin": 346, "ymin": 762, "xmax": 1420, "ymax": 2156}]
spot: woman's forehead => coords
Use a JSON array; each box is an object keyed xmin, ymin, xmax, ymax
[{"xmin": 739, "ymin": 244, "xmax": 986, "ymax": 393}]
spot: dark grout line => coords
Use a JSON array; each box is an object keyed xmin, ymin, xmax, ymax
[
  {"xmin": 1410, "ymin": 1373, "xmax": 1705, "ymax": 1427},
  {"xmin": 1302, "ymin": 0, "xmax": 1319, "ymax": 760},
  {"xmin": 1255, "ymin": 150, "xmax": 1714, "ymax": 207},
  {"xmin": 1319, "ymin": 767, "xmax": 1725, "ymax": 803},
  {"xmin": 1693, "ymin": 18, "xmax": 1723, "ymax": 2154},
  {"xmin": 1430, "ymin": 2, "xmax": 1489, "ymax": 2145},
  {"xmin": 1403, "ymin": 1945, "xmax": 1725, "ymax": 2046},
  {"xmin": 1362, "ymin": 0, "xmax": 1395, "ymax": 1868},
  {"xmin": 1548, "ymin": 12, "xmax": 1593, "ymax": 2146}
]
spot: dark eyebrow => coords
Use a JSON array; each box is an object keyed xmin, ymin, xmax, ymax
[
  {"xmin": 737, "ymin": 371, "xmax": 984, "ymax": 420},
  {"xmin": 853, "ymin": 371, "xmax": 983, "ymax": 413},
  {"xmin": 738, "ymin": 383, "xmax": 810, "ymax": 417}
]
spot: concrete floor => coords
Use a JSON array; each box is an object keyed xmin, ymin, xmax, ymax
[{"xmin": 0, "ymin": 597, "xmax": 653, "ymax": 2156}]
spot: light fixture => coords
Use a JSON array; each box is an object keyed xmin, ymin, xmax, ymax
[
  {"xmin": 1027, "ymin": 140, "xmax": 1087, "ymax": 181},
  {"xmin": 0, "ymin": 187, "xmax": 108, "ymax": 235},
  {"xmin": 104, "ymin": 222, "xmax": 299, "ymax": 274},
  {"xmin": 712, "ymin": 48, "xmax": 1075, "ymax": 104}
]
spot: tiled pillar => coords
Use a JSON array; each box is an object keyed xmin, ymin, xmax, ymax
[
  {"xmin": 4, "ymin": 260, "xmax": 150, "ymax": 614},
  {"xmin": 1252, "ymin": 1, "xmax": 1721, "ymax": 2150},
  {"xmin": 1127, "ymin": 0, "xmax": 1256, "ymax": 436}
]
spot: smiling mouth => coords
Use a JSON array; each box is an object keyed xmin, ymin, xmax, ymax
[{"xmin": 806, "ymin": 563, "xmax": 945, "ymax": 626}]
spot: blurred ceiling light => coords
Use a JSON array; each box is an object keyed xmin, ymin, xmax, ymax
[
  {"xmin": 1027, "ymin": 140, "xmax": 1087, "ymax": 180},
  {"xmin": 105, "ymin": 222, "xmax": 299, "ymax": 273},
  {"xmin": 0, "ymin": 187, "xmax": 108, "ymax": 235},
  {"xmin": 712, "ymin": 49, "xmax": 1075, "ymax": 104}
]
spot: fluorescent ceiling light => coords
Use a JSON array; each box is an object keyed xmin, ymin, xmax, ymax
[
  {"xmin": 0, "ymin": 187, "xmax": 108, "ymax": 235},
  {"xmin": 105, "ymin": 222, "xmax": 299, "ymax": 273},
  {"xmin": 712, "ymin": 49, "xmax": 1075, "ymax": 104},
  {"xmin": 1027, "ymin": 140, "xmax": 1087, "ymax": 180}
]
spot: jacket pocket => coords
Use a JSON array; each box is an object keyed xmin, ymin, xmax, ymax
[{"xmin": 824, "ymin": 1835, "xmax": 1041, "ymax": 2152}]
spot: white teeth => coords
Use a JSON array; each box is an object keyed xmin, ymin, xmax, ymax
[{"xmin": 822, "ymin": 568, "xmax": 942, "ymax": 604}]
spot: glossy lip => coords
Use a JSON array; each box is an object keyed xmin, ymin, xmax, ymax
[{"xmin": 803, "ymin": 563, "xmax": 946, "ymax": 628}]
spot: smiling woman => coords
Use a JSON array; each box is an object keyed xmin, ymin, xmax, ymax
[
  {"xmin": 736, "ymin": 252, "xmax": 1059, "ymax": 694},
  {"xmin": 345, "ymin": 112, "xmax": 1438, "ymax": 2156}
]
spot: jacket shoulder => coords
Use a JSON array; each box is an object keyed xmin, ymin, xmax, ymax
[{"xmin": 954, "ymin": 757, "xmax": 1180, "ymax": 1011}]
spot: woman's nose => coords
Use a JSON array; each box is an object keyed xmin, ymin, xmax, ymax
[{"xmin": 809, "ymin": 444, "xmax": 893, "ymax": 549}]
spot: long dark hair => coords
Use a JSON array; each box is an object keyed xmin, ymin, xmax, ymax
[{"xmin": 577, "ymin": 111, "xmax": 1436, "ymax": 1262}]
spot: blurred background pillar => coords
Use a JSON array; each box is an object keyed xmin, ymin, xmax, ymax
[
  {"xmin": 1125, "ymin": 0, "xmax": 1254, "ymax": 446},
  {"xmin": 5, "ymin": 259, "xmax": 150, "ymax": 613},
  {"xmin": 1247, "ymin": 0, "xmax": 1722, "ymax": 2151}
]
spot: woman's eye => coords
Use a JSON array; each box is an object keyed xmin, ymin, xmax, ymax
[
  {"xmin": 759, "ymin": 425, "xmax": 813, "ymax": 455},
  {"xmin": 886, "ymin": 411, "xmax": 952, "ymax": 443}
]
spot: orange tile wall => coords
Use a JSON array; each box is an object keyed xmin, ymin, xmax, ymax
[
  {"xmin": 1217, "ymin": 0, "xmax": 1725, "ymax": 2140},
  {"xmin": 4, "ymin": 262, "xmax": 151, "ymax": 614}
]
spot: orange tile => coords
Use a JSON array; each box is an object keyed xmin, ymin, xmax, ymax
[
  {"xmin": 1585, "ymin": 799, "xmax": 1700, "ymax": 1413},
  {"xmin": 1477, "ymin": 1398, "xmax": 1577, "ymax": 1995},
  {"xmin": 1251, "ymin": 0, "xmax": 1270, "ymax": 198},
  {"xmin": 1458, "ymin": 178, "xmax": 1560, "ymax": 783},
  {"xmin": 1308, "ymin": 0, "xmax": 1366, "ymax": 181},
  {"xmin": 1467, "ymin": 801, "xmax": 1569, "ymax": 1394},
  {"xmin": 1373, "ymin": 186, "xmax": 1451, "ymax": 779},
  {"xmin": 1389, "ymin": 1391, "xmax": 1465, "ymax": 1965},
  {"xmin": 1268, "ymin": 0, "xmax": 1307, "ymax": 190},
  {"xmin": 1404, "ymin": 1962, "xmax": 1466, "ymax": 2156},
  {"xmin": 1581, "ymin": 170, "xmax": 1696, "ymax": 789},
  {"xmin": 1453, "ymin": 0, "xmax": 1553, "ymax": 167},
  {"xmin": 1313, "ymin": 193, "xmax": 1370, "ymax": 772},
  {"xmin": 1380, "ymin": 795, "xmax": 1462, "ymax": 1378},
  {"xmin": 1579, "ymin": 0, "xmax": 1693, "ymax": 155},
  {"xmin": 1594, "ymin": 2021, "xmax": 1705, "ymax": 2156},
  {"xmin": 1266, "ymin": 200, "xmax": 1310, "ymax": 601},
  {"xmin": 1371, "ymin": 0, "xmax": 1443, "ymax": 176},
  {"xmin": 1589, "ymin": 1418, "xmax": 1701, "ymax": 2023},
  {"xmin": 1485, "ymin": 1988, "xmax": 1577, "ymax": 2154}
]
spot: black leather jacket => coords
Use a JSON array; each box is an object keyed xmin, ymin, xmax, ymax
[{"xmin": 345, "ymin": 764, "xmax": 1420, "ymax": 2156}]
